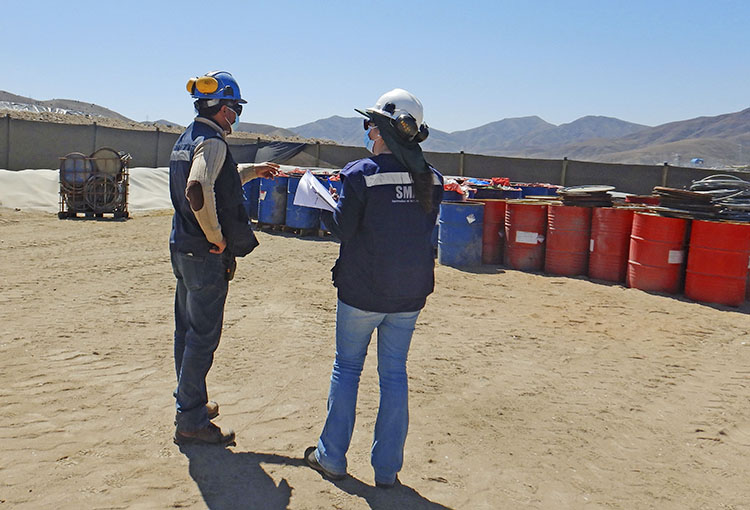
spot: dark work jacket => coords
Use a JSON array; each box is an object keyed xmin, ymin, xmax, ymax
[
  {"xmin": 322, "ymin": 153, "xmax": 443, "ymax": 313},
  {"xmin": 169, "ymin": 119, "xmax": 258, "ymax": 257}
]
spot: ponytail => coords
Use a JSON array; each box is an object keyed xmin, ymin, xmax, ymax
[{"xmin": 411, "ymin": 170, "xmax": 434, "ymax": 213}]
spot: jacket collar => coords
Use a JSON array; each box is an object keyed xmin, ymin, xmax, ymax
[{"xmin": 195, "ymin": 116, "xmax": 226, "ymax": 139}]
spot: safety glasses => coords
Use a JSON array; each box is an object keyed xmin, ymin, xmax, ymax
[
  {"xmin": 227, "ymin": 103, "xmax": 243, "ymax": 116},
  {"xmin": 363, "ymin": 119, "xmax": 375, "ymax": 131}
]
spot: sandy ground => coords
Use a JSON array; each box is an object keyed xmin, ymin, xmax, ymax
[{"xmin": 1, "ymin": 208, "xmax": 750, "ymax": 510}]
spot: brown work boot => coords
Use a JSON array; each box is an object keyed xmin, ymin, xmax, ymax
[
  {"xmin": 206, "ymin": 400, "xmax": 219, "ymax": 420},
  {"xmin": 174, "ymin": 422, "xmax": 235, "ymax": 445}
]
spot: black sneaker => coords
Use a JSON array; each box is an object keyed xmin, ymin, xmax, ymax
[{"xmin": 304, "ymin": 446, "xmax": 346, "ymax": 481}]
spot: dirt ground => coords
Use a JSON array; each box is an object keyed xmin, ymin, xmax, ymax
[{"xmin": 1, "ymin": 208, "xmax": 749, "ymax": 510}]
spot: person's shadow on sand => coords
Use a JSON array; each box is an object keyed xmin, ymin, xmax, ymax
[
  {"xmin": 179, "ymin": 444, "xmax": 454, "ymax": 510},
  {"xmin": 179, "ymin": 444, "xmax": 300, "ymax": 510},
  {"xmin": 329, "ymin": 476, "xmax": 454, "ymax": 510}
]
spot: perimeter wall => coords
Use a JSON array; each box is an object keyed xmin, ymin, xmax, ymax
[{"xmin": 2, "ymin": 115, "xmax": 748, "ymax": 195}]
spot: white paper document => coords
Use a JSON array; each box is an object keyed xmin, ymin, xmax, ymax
[{"xmin": 293, "ymin": 170, "xmax": 338, "ymax": 212}]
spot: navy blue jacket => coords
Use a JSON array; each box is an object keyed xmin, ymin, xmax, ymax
[
  {"xmin": 169, "ymin": 120, "xmax": 258, "ymax": 257},
  {"xmin": 322, "ymin": 154, "xmax": 443, "ymax": 313}
]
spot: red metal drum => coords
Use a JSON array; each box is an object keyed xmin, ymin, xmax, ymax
[
  {"xmin": 544, "ymin": 204, "xmax": 592, "ymax": 276},
  {"xmin": 627, "ymin": 212, "xmax": 689, "ymax": 294},
  {"xmin": 588, "ymin": 207, "xmax": 635, "ymax": 282},
  {"xmin": 685, "ymin": 220, "xmax": 750, "ymax": 306},
  {"xmin": 504, "ymin": 200, "xmax": 548, "ymax": 271},
  {"xmin": 471, "ymin": 199, "xmax": 506, "ymax": 265}
]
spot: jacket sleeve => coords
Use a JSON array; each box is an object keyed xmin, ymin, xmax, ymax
[
  {"xmin": 323, "ymin": 167, "xmax": 365, "ymax": 242},
  {"xmin": 237, "ymin": 163, "xmax": 259, "ymax": 184},
  {"xmin": 186, "ymin": 138, "xmax": 227, "ymax": 245}
]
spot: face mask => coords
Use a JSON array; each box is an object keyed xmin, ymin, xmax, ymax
[
  {"xmin": 363, "ymin": 127, "xmax": 379, "ymax": 153},
  {"xmin": 226, "ymin": 107, "xmax": 240, "ymax": 131}
]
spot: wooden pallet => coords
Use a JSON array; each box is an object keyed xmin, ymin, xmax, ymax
[{"xmin": 58, "ymin": 210, "xmax": 129, "ymax": 220}]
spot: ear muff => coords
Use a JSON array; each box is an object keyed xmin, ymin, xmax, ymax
[
  {"xmin": 187, "ymin": 76, "xmax": 221, "ymax": 95},
  {"xmin": 413, "ymin": 123, "xmax": 429, "ymax": 143},
  {"xmin": 392, "ymin": 112, "xmax": 419, "ymax": 141},
  {"xmin": 195, "ymin": 76, "xmax": 219, "ymax": 94},
  {"xmin": 392, "ymin": 113, "xmax": 429, "ymax": 143}
]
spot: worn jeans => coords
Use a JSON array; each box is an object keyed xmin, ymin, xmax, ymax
[
  {"xmin": 316, "ymin": 299, "xmax": 421, "ymax": 485},
  {"xmin": 171, "ymin": 249, "xmax": 228, "ymax": 432}
]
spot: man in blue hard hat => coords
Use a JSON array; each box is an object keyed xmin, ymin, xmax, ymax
[{"xmin": 169, "ymin": 70, "xmax": 279, "ymax": 445}]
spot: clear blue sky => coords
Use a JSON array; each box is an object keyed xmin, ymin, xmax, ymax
[{"xmin": 2, "ymin": 0, "xmax": 748, "ymax": 132}]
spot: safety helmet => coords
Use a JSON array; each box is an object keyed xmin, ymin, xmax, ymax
[
  {"xmin": 186, "ymin": 71, "xmax": 247, "ymax": 105},
  {"xmin": 358, "ymin": 88, "xmax": 429, "ymax": 143}
]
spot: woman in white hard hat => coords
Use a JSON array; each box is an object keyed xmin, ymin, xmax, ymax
[{"xmin": 305, "ymin": 89, "xmax": 444, "ymax": 488}]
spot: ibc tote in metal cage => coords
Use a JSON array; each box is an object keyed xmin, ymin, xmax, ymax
[{"xmin": 58, "ymin": 148, "xmax": 131, "ymax": 219}]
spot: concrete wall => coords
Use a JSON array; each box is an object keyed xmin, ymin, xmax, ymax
[
  {"xmin": 1, "ymin": 115, "xmax": 180, "ymax": 169},
  {"xmin": 4, "ymin": 115, "xmax": 749, "ymax": 196}
]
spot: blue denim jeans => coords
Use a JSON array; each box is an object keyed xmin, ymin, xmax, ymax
[
  {"xmin": 316, "ymin": 299, "xmax": 421, "ymax": 485},
  {"xmin": 171, "ymin": 249, "xmax": 228, "ymax": 432}
]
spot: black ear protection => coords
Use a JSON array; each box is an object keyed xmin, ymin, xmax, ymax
[{"xmin": 383, "ymin": 102, "xmax": 430, "ymax": 143}]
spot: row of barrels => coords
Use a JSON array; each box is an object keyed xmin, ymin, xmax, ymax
[
  {"xmin": 438, "ymin": 199, "xmax": 750, "ymax": 307},
  {"xmin": 243, "ymin": 175, "xmax": 341, "ymax": 230}
]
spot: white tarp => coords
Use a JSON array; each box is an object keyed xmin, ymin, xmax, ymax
[
  {"xmin": 0, "ymin": 167, "xmax": 172, "ymax": 212},
  {"xmin": 0, "ymin": 164, "xmax": 339, "ymax": 213}
]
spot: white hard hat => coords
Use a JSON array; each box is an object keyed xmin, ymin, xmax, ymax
[
  {"xmin": 369, "ymin": 88, "xmax": 425, "ymax": 125},
  {"xmin": 356, "ymin": 88, "xmax": 429, "ymax": 143}
]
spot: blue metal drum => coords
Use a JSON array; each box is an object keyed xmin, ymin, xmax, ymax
[
  {"xmin": 258, "ymin": 176, "xmax": 288, "ymax": 225},
  {"xmin": 438, "ymin": 201, "xmax": 485, "ymax": 267},
  {"xmin": 502, "ymin": 187, "xmax": 523, "ymax": 199},
  {"xmin": 286, "ymin": 175, "xmax": 320, "ymax": 229},
  {"xmin": 443, "ymin": 190, "xmax": 464, "ymax": 201},
  {"xmin": 242, "ymin": 178, "xmax": 260, "ymax": 220},
  {"xmin": 519, "ymin": 185, "xmax": 548, "ymax": 197}
]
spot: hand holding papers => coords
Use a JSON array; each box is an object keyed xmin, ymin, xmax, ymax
[{"xmin": 293, "ymin": 171, "xmax": 338, "ymax": 212}]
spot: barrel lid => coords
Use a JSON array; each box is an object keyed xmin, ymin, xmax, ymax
[{"xmin": 561, "ymin": 185, "xmax": 615, "ymax": 194}]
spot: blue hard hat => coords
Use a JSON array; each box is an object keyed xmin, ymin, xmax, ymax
[{"xmin": 186, "ymin": 71, "xmax": 247, "ymax": 104}]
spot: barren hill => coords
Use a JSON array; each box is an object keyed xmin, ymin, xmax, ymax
[
  {"xmin": 2, "ymin": 89, "xmax": 748, "ymax": 167},
  {"xmin": 531, "ymin": 108, "xmax": 750, "ymax": 166}
]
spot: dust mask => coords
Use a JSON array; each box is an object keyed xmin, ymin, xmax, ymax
[{"xmin": 363, "ymin": 127, "xmax": 380, "ymax": 153}]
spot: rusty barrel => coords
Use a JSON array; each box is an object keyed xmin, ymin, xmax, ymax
[
  {"xmin": 544, "ymin": 204, "xmax": 592, "ymax": 276},
  {"xmin": 685, "ymin": 220, "xmax": 750, "ymax": 306},
  {"xmin": 588, "ymin": 207, "xmax": 635, "ymax": 282},
  {"xmin": 471, "ymin": 199, "xmax": 506, "ymax": 264},
  {"xmin": 504, "ymin": 200, "xmax": 548, "ymax": 271},
  {"xmin": 627, "ymin": 212, "xmax": 689, "ymax": 294}
]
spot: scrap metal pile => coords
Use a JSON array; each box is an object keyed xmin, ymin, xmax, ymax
[
  {"xmin": 652, "ymin": 175, "xmax": 750, "ymax": 221},
  {"xmin": 557, "ymin": 185, "xmax": 615, "ymax": 207}
]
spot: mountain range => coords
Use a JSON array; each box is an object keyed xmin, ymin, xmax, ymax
[
  {"xmin": 2, "ymin": 90, "xmax": 748, "ymax": 168},
  {"xmin": 287, "ymin": 110, "xmax": 750, "ymax": 168}
]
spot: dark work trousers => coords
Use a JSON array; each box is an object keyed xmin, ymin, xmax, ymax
[{"xmin": 171, "ymin": 249, "xmax": 229, "ymax": 432}]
